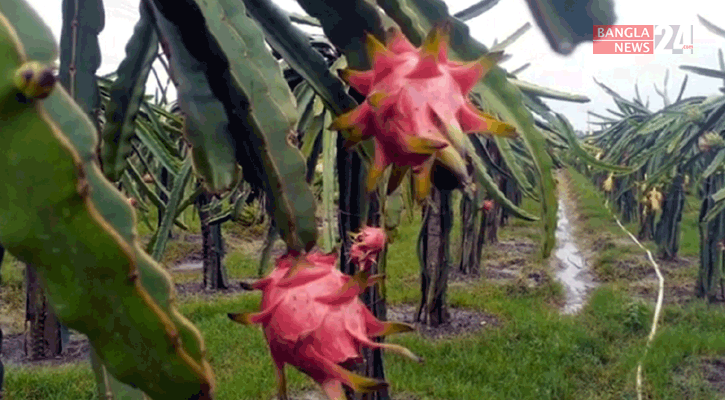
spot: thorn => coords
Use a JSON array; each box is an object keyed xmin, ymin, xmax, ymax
[{"xmin": 365, "ymin": 32, "xmax": 391, "ymax": 65}]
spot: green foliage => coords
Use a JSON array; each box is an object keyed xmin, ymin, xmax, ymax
[
  {"xmin": 242, "ymin": 0, "xmax": 356, "ymax": 115},
  {"xmin": 522, "ymin": 0, "xmax": 616, "ymax": 55},
  {"xmin": 0, "ymin": 2, "xmax": 214, "ymax": 398},
  {"xmin": 4, "ymin": 0, "xmax": 677, "ymax": 398},
  {"xmin": 11, "ymin": 288, "xmax": 725, "ymax": 400},
  {"xmin": 152, "ymin": 0, "xmax": 319, "ymax": 252},
  {"xmin": 697, "ymin": 173, "xmax": 725, "ymax": 299},
  {"xmin": 555, "ymin": 114, "xmax": 632, "ymax": 173},
  {"xmin": 58, "ymin": 0, "xmax": 103, "ymax": 118},
  {"xmin": 296, "ymin": 0, "xmax": 386, "ymax": 70},
  {"xmin": 100, "ymin": 1, "xmax": 158, "ymax": 181},
  {"xmin": 89, "ymin": 346, "xmax": 146, "ymax": 400},
  {"xmin": 320, "ymin": 125, "xmax": 337, "ymax": 252},
  {"xmin": 148, "ymin": 159, "xmax": 193, "ymax": 259},
  {"xmin": 491, "ymin": 135, "xmax": 540, "ymax": 201},
  {"xmin": 655, "ymin": 174, "xmax": 685, "ymax": 259},
  {"xmin": 623, "ymin": 300, "xmax": 649, "ymax": 334},
  {"xmin": 146, "ymin": 1, "xmax": 241, "ymax": 194},
  {"xmin": 510, "ymin": 77, "xmax": 591, "ymax": 102},
  {"xmin": 373, "ymin": 0, "xmax": 558, "ymax": 258}
]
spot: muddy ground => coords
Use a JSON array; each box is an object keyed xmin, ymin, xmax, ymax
[{"xmin": 2, "ymin": 332, "xmax": 90, "ymax": 367}]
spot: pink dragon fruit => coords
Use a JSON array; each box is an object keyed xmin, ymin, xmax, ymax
[
  {"xmin": 228, "ymin": 251, "xmax": 421, "ymax": 400},
  {"xmin": 349, "ymin": 226, "xmax": 387, "ymax": 271},
  {"xmin": 332, "ymin": 24, "xmax": 517, "ymax": 201},
  {"xmin": 482, "ymin": 200, "xmax": 494, "ymax": 212}
]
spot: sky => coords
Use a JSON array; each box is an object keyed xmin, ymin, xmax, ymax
[{"xmin": 24, "ymin": 0, "xmax": 725, "ymax": 132}]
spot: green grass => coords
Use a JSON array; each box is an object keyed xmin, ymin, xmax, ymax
[
  {"xmin": 3, "ymin": 364, "xmax": 97, "ymax": 400},
  {"xmin": 1, "ymin": 251, "xmax": 25, "ymax": 333},
  {"xmin": 9, "ymin": 278, "xmax": 725, "ymax": 399},
  {"xmin": 679, "ymin": 193, "xmax": 702, "ymax": 258},
  {"xmin": 566, "ymin": 167, "xmax": 639, "ymax": 241},
  {"xmin": 4, "ymin": 172, "xmax": 725, "ymax": 399},
  {"xmin": 567, "ymin": 167, "xmax": 701, "ymax": 259},
  {"xmin": 567, "ymin": 168, "xmax": 679, "ymax": 283}
]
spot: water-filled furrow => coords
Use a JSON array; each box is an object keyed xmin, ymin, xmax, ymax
[{"xmin": 554, "ymin": 190, "xmax": 598, "ymax": 314}]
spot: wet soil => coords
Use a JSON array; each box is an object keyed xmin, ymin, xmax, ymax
[
  {"xmin": 175, "ymin": 281, "xmax": 255, "ymax": 298},
  {"xmin": 386, "ymin": 304, "xmax": 500, "ymax": 340},
  {"xmin": 448, "ymin": 268, "xmax": 483, "ymax": 283},
  {"xmin": 480, "ymin": 240, "xmax": 537, "ymax": 283},
  {"xmin": 701, "ymin": 358, "xmax": 725, "ymax": 395},
  {"xmin": 174, "ymin": 250, "xmax": 203, "ymax": 270},
  {"xmin": 1, "ymin": 332, "xmax": 90, "ymax": 366},
  {"xmin": 163, "ymin": 233, "xmax": 203, "ymax": 268},
  {"xmin": 632, "ymin": 255, "xmax": 723, "ymax": 307},
  {"xmin": 587, "ymin": 233, "xmax": 707, "ymax": 306},
  {"xmin": 285, "ymin": 390, "xmax": 420, "ymax": 400}
]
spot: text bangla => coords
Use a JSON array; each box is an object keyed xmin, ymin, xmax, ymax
[{"xmin": 597, "ymin": 27, "xmax": 652, "ymax": 39}]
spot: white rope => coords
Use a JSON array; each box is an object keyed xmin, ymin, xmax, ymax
[{"xmin": 603, "ymin": 199, "xmax": 664, "ymax": 400}]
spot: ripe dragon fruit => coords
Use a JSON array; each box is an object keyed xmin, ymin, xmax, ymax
[
  {"xmin": 349, "ymin": 226, "xmax": 387, "ymax": 271},
  {"xmin": 228, "ymin": 247, "xmax": 422, "ymax": 400},
  {"xmin": 332, "ymin": 24, "xmax": 517, "ymax": 201}
]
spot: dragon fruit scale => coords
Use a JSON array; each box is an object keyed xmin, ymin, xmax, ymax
[
  {"xmin": 228, "ymin": 250, "xmax": 422, "ymax": 400},
  {"xmin": 331, "ymin": 24, "xmax": 517, "ymax": 201}
]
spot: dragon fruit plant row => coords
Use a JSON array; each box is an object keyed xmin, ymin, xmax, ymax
[{"xmin": 1, "ymin": 0, "xmax": 610, "ymax": 395}]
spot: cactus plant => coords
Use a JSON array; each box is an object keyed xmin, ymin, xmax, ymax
[
  {"xmin": 100, "ymin": 0, "xmax": 159, "ymax": 182},
  {"xmin": 416, "ymin": 186, "xmax": 454, "ymax": 326},
  {"xmin": 150, "ymin": 0, "xmax": 318, "ymax": 252},
  {"xmin": 569, "ymin": 16, "xmax": 725, "ymax": 301},
  {"xmin": 2, "ymin": 0, "xmax": 627, "ymax": 397},
  {"xmin": 0, "ymin": 2, "xmax": 215, "ymax": 397},
  {"xmin": 698, "ymin": 173, "xmax": 725, "ymax": 300}
]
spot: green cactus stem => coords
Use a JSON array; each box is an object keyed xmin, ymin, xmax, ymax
[
  {"xmin": 655, "ymin": 174, "xmax": 685, "ymax": 260},
  {"xmin": 698, "ymin": 173, "xmax": 725, "ymax": 300},
  {"xmin": 0, "ymin": 3, "xmax": 215, "ymax": 398}
]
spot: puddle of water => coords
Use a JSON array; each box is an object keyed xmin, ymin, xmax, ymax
[{"xmin": 554, "ymin": 196, "xmax": 598, "ymax": 314}]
